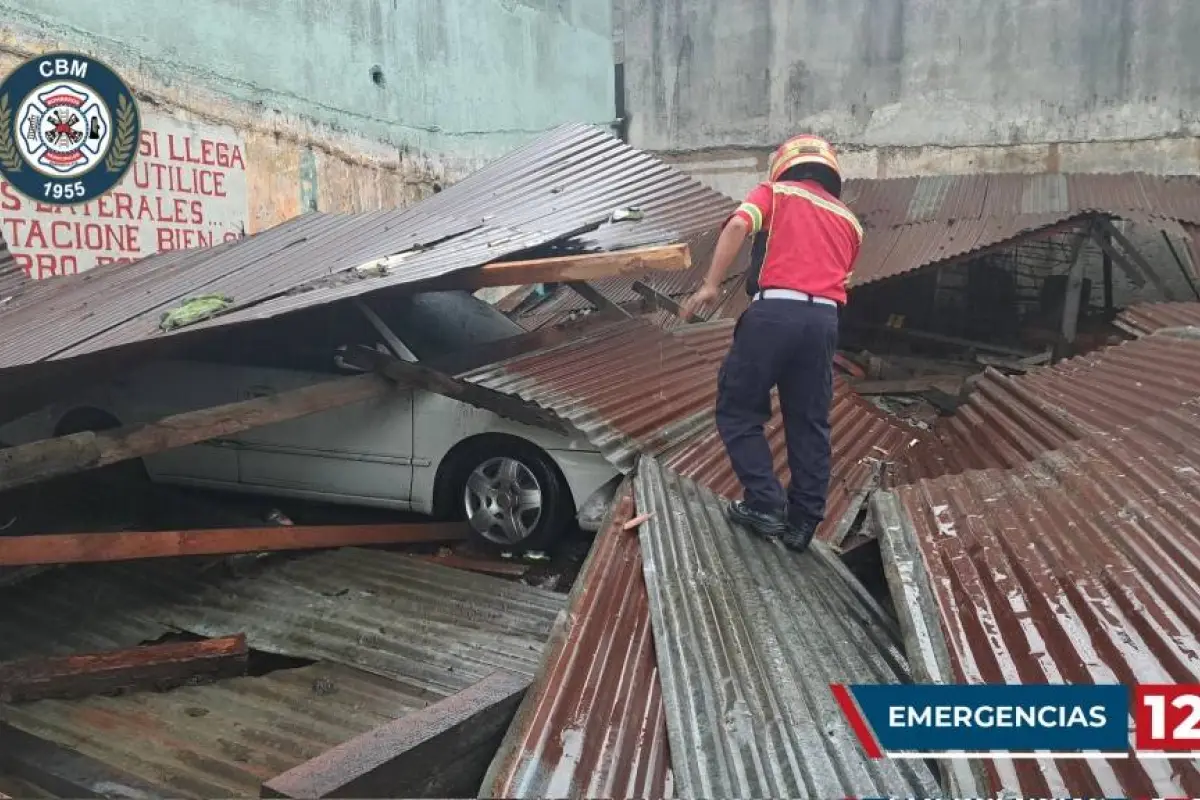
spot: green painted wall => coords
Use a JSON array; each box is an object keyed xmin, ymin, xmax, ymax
[{"xmin": 0, "ymin": 0, "xmax": 615, "ymax": 161}]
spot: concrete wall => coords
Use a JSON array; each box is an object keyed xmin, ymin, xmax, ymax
[
  {"xmin": 0, "ymin": 0, "xmax": 613, "ymax": 277},
  {"xmin": 617, "ymin": 0, "xmax": 1200, "ymax": 197}
]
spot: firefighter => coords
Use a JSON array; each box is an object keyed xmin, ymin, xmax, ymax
[{"xmin": 680, "ymin": 135, "xmax": 861, "ymax": 552}]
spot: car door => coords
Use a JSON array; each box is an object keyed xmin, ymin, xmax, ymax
[
  {"xmin": 230, "ymin": 304, "xmax": 415, "ymax": 504},
  {"xmin": 108, "ymin": 359, "xmax": 241, "ymax": 485}
]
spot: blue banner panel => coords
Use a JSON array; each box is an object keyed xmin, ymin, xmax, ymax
[{"xmin": 848, "ymin": 683, "xmax": 1129, "ymax": 752}]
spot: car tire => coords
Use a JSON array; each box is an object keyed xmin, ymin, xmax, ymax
[{"xmin": 446, "ymin": 440, "xmax": 574, "ymax": 553}]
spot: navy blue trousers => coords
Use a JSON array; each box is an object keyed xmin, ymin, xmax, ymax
[{"xmin": 715, "ymin": 298, "xmax": 838, "ymax": 526}]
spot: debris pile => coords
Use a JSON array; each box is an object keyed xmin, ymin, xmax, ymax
[{"xmin": 2, "ymin": 125, "xmax": 1200, "ymax": 799}]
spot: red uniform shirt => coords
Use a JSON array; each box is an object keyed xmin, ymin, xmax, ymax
[{"xmin": 731, "ymin": 179, "xmax": 863, "ymax": 305}]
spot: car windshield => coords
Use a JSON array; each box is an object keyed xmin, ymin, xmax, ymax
[{"xmin": 369, "ymin": 290, "xmax": 526, "ymax": 361}]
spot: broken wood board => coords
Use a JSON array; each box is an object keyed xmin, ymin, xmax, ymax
[
  {"xmin": 436, "ymin": 244, "xmax": 692, "ymax": 290},
  {"xmin": 262, "ymin": 669, "xmax": 530, "ymax": 799},
  {"xmin": 0, "ymin": 523, "xmax": 467, "ymax": 567},
  {"xmin": 408, "ymin": 553, "xmax": 529, "ymax": 578},
  {"xmin": 0, "ymin": 634, "xmax": 248, "ymax": 703},
  {"xmin": 341, "ymin": 347, "xmax": 568, "ymax": 434},
  {"xmin": 0, "ymin": 373, "xmax": 395, "ymax": 493},
  {"xmin": 853, "ymin": 376, "xmax": 965, "ymax": 396},
  {"xmin": 0, "ymin": 723, "xmax": 171, "ymax": 799}
]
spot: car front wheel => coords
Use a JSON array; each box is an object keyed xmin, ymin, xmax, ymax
[{"xmin": 456, "ymin": 444, "xmax": 572, "ymax": 551}]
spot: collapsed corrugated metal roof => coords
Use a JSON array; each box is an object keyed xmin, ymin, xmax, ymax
[
  {"xmin": 463, "ymin": 316, "xmax": 929, "ymax": 548},
  {"xmin": 510, "ymin": 171, "xmax": 1200, "ymax": 326},
  {"xmin": 633, "ymin": 456, "xmax": 941, "ymax": 798},
  {"xmin": 462, "ymin": 317, "xmax": 726, "ymax": 470},
  {"xmin": 0, "ymin": 124, "xmax": 735, "ymax": 377},
  {"xmin": 897, "ymin": 330, "xmax": 1200, "ymax": 481},
  {"xmin": 874, "ymin": 394, "xmax": 1200, "ymax": 798},
  {"xmin": 1116, "ymin": 300, "xmax": 1200, "ymax": 337},
  {"xmin": 0, "ymin": 547, "xmax": 564, "ymax": 797},
  {"xmin": 482, "ymin": 482, "xmax": 673, "ymax": 800},
  {"xmin": 0, "ymin": 230, "xmax": 23, "ymax": 301}
]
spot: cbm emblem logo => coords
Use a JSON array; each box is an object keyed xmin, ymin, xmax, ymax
[{"xmin": 0, "ymin": 51, "xmax": 141, "ymax": 206}]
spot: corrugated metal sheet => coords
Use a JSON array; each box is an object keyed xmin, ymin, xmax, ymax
[
  {"xmin": 898, "ymin": 331, "xmax": 1200, "ymax": 481},
  {"xmin": 482, "ymin": 482, "xmax": 672, "ymax": 800},
  {"xmin": 876, "ymin": 397, "xmax": 1200, "ymax": 798},
  {"xmin": 633, "ymin": 456, "xmax": 941, "ymax": 799},
  {"xmin": 0, "ymin": 547, "xmax": 564, "ymax": 694},
  {"xmin": 0, "ymin": 124, "xmax": 735, "ymax": 375},
  {"xmin": 462, "ymin": 318, "xmax": 726, "ymax": 469},
  {"xmin": 1116, "ymin": 300, "xmax": 1200, "ymax": 337},
  {"xmin": 3, "ymin": 661, "xmax": 432, "ymax": 798},
  {"xmin": 842, "ymin": 172, "xmax": 1200, "ymax": 229}
]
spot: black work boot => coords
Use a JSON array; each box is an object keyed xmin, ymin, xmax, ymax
[
  {"xmin": 781, "ymin": 517, "xmax": 818, "ymax": 553},
  {"xmin": 727, "ymin": 500, "xmax": 788, "ymax": 540}
]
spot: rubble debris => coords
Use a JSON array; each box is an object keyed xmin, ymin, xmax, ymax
[
  {"xmin": 0, "ymin": 634, "xmax": 248, "ymax": 703},
  {"xmin": 1116, "ymin": 300, "xmax": 1200, "ymax": 337},
  {"xmin": 262, "ymin": 669, "xmax": 530, "ymax": 800},
  {"xmin": 0, "ymin": 723, "xmax": 171, "ymax": 799},
  {"xmin": 0, "ymin": 522, "xmax": 467, "ymax": 567},
  {"xmin": 0, "ymin": 372, "xmax": 396, "ymax": 493},
  {"xmin": 158, "ymin": 294, "xmax": 234, "ymax": 332}
]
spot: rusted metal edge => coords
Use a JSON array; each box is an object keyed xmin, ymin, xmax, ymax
[
  {"xmin": 869, "ymin": 491, "xmax": 989, "ymax": 798},
  {"xmin": 263, "ymin": 669, "xmax": 530, "ymax": 799},
  {"xmin": 480, "ymin": 478, "xmax": 673, "ymax": 799}
]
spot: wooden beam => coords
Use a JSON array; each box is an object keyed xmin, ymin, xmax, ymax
[
  {"xmin": 1090, "ymin": 223, "xmax": 1148, "ymax": 289},
  {"xmin": 630, "ymin": 279, "xmax": 704, "ymax": 322},
  {"xmin": 341, "ymin": 348, "xmax": 569, "ymax": 434},
  {"xmin": 0, "ymin": 635, "xmax": 248, "ymax": 703},
  {"xmin": 853, "ymin": 376, "xmax": 965, "ymax": 396},
  {"xmin": 0, "ymin": 723, "xmax": 170, "ymax": 799},
  {"xmin": 567, "ymin": 281, "xmax": 629, "ymax": 315},
  {"xmin": 0, "ymin": 522, "xmax": 467, "ymax": 567},
  {"xmin": 262, "ymin": 669, "xmax": 530, "ymax": 799},
  {"xmin": 440, "ymin": 244, "xmax": 692, "ymax": 290},
  {"xmin": 0, "ymin": 373, "xmax": 394, "ymax": 493},
  {"xmin": 1060, "ymin": 224, "xmax": 1092, "ymax": 346},
  {"xmin": 1097, "ymin": 217, "xmax": 1171, "ymax": 295}
]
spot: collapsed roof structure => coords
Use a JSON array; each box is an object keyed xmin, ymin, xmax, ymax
[{"xmin": 2, "ymin": 123, "xmax": 1200, "ymax": 798}]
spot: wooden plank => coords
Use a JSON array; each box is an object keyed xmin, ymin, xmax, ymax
[
  {"xmin": 440, "ymin": 244, "xmax": 692, "ymax": 290},
  {"xmin": 0, "ymin": 635, "xmax": 248, "ymax": 703},
  {"xmin": 853, "ymin": 376, "xmax": 965, "ymax": 396},
  {"xmin": 1060, "ymin": 225, "xmax": 1092, "ymax": 346},
  {"xmin": 0, "ymin": 373, "xmax": 394, "ymax": 493},
  {"xmin": 408, "ymin": 553, "xmax": 529, "ymax": 578},
  {"xmin": 262, "ymin": 669, "xmax": 530, "ymax": 799},
  {"xmin": 631, "ymin": 279, "xmax": 699, "ymax": 321},
  {"xmin": 0, "ymin": 522, "xmax": 467, "ymax": 567},
  {"xmin": 0, "ymin": 723, "xmax": 170, "ymax": 799},
  {"xmin": 341, "ymin": 348, "xmax": 569, "ymax": 434},
  {"xmin": 1097, "ymin": 217, "xmax": 1171, "ymax": 294},
  {"xmin": 567, "ymin": 281, "xmax": 629, "ymax": 315}
]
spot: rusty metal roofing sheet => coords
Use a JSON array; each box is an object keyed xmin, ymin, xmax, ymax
[
  {"xmin": 482, "ymin": 482, "xmax": 672, "ymax": 800},
  {"xmin": 900, "ymin": 332, "xmax": 1200, "ymax": 481},
  {"xmin": 0, "ymin": 124, "xmax": 734, "ymax": 374},
  {"xmin": 0, "ymin": 547, "xmax": 564, "ymax": 695},
  {"xmin": 461, "ymin": 317, "xmax": 725, "ymax": 469},
  {"xmin": 3, "ymin": 661, "xmax": 432, "ymax": 798},
  {"xmin": 843, "ymin": 172, "xmax": 1200, "ymax": 229},
  {"xmin": 633, "ymin": 456, "xmax": 941, "ymax": 798},
  {"xmin": 1116, "ymin": 301, "xmax": 1200, "ymax": 337},
  {"xmin": 875, "ymin": 397, "xmax": 1200, "ymax": 798}
]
